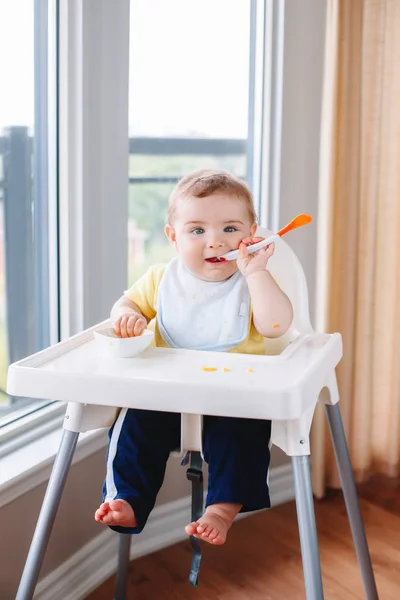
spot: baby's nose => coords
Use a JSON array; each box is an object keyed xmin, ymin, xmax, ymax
[{"xmin": 208, "ymin": 240, "xmax": 224, "ymax": 248}]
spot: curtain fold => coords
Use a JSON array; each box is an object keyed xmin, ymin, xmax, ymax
[{"xmin": 313, "ymin": 0, "xmax": 400, "ymax": 494}]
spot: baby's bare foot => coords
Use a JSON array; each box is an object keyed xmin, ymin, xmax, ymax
[
  {"xmin": 185, "ymin": 503, "xmax": 242, "ymax": 545},
  {"xmin": 94, "ymin": 499, "xmax": 137, "ymax": 528}
]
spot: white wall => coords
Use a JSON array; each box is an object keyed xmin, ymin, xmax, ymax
[{"xmin": 280, "ymin": 0, "xmax": 327, "ymax": 325}]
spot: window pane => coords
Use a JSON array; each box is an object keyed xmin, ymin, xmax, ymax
[
  {"xmin": 128, "ymin": 0, "xmax": 251, "ymax": 280},
  {"xmin": 0, "ymin": 1, "xmax": 58, "ymax": 426}
]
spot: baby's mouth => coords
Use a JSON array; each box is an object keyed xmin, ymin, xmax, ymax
[{"xmin": 205, "ymin": 256, "xmax": 226, "ymax": 263}]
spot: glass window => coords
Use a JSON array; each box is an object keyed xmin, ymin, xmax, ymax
[
  {"xmin": 128, "ymin": 0, "xmax": 251, "ymax": 282},
  {"xmin": 0, "ymin": 0, "xmax": 58, "ymax": 427}
]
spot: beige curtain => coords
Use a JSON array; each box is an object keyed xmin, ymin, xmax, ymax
[{"xmin": 312, "ymin": 0, "xmax": 400, "ymax": 494}]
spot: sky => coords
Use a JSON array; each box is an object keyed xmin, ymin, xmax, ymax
[
  {"xmin": 0, "ymin": 0, "xmax": 34, "ymax": 131},
  {"xmin": 0, "ymin": 0, "xmax": 250, "ymax": 139}
]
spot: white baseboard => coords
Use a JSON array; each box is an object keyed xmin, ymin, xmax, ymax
[{"xmin": 34, "ymin": 463, "xmax": 294, "ymax": 600}]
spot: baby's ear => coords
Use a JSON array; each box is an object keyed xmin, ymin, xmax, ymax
[
  {"xmin": 250, "ymin": 222, "xmax": 258, "ymax": 237},
  {"xmin": 164, "ymin": 224, "xmax": 177, "ymax": 245}
]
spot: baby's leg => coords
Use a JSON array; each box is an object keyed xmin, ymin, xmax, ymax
[
  {"xmin": 185, "ymin": 416, "xmax": 271, "ymax": 544},
  {"xmin": 96, "ymin": 408, "xmax": 180, "ymax": 534}
]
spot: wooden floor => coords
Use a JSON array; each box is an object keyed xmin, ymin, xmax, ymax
[{"xmin": 85, "ymin": 475, "xmax": 400, "ymax": 599}]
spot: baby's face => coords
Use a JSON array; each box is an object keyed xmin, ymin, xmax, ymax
[{"xmin": 165, "ymin": 193, "xmax": 256, "ymax": 281}]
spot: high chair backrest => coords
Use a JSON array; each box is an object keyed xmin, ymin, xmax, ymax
[{"xmin": 256, "ymin": 227, "xmax": 313, "ymax": 351}]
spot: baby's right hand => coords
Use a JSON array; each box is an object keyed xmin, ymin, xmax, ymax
[{"xmin": 113, "ymin": 313, "xmax": 147, "ymax": 338}]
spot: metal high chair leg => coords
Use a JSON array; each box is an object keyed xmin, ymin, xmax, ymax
[
  {"xmin": 114, "ymin": 534, "xmax": 132, "ymax": 600},
  {"xmin": 292, "ymin": 455, "xmax": 324, "ymax": 600},
  {"xmin": 185, "ymin": 450, "xmax": 204, "ymax": 587},
  {"xmin": 325, "ymin": 404, "xmax": 379, "ymax": 600},
  {"xmin": 15, "ymin": 430, "xmax": 80, "ymax": 600}
]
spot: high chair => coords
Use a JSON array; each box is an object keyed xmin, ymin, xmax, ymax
[{"xmin": 7, "ymin": 230, "xmax": 378, "ymax": 600}]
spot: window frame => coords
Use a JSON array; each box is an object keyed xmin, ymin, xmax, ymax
[
  {"xmin": 1, "ymin": 0, "xmax": 327, "ymax": 462},
  {"xmin": 0, "ymin": 0, "xmax": 130, "ymax": 451},
  {"xmin": 58, "ymin": 0, "xmax": 130, "ymax": 338},
  {"xmin": 0, "ymin": 0, "xmax": 60, "ymax": 428},
  {"xmin": 248, "ymin": 0, "xmax": 285, "ymax": 229}
]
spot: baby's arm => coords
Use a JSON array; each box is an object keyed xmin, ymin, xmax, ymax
[
  {"xmin": 246, "ymin": 271, "xmax": 293, "ymax": 338},
  {"xmin": 237, "ymin": 240, "xmax": 293, "ymax": 338},
  {"xmin": 111, "ymin": 296, "xmax": 147, "ymax": 338}
]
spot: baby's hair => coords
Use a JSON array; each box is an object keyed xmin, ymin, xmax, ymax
[{"xmin": 167, "ymin": 169, "xmax": 257, "ymax": 224}]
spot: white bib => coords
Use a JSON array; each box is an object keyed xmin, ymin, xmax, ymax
[{"xmin": 157, "ymin": 257, "xmax": 250, "ymax": 352}]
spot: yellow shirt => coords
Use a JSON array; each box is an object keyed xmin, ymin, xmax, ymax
[{"xmin": 125, "ymin": 264, "xmax": 265, "ymax": 355}]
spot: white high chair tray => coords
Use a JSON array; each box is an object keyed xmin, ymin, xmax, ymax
[{"xmin": 7, "ymin": 320, "xmax": 342, "ymax": 421}]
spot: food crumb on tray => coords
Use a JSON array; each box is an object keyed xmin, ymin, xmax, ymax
[{"xmin": 201, "ymin": 366, "xmax": 255, "ymax": 373}]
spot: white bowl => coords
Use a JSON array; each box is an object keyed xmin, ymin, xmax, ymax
[{"xmin": 93, "ymin": 328, "xmax": 154, "ymax": 358}]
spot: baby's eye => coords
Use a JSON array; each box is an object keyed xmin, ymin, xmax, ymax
[
  {"xmin": 191, "ymin": 227, "xmax": 205, "ymax": 235},
  {"xmin": 224, "ymin": 226, "xmax": 237, "ymax": 233}
]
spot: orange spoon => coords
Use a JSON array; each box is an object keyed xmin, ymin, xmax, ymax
[
  {"xmin": 220, "ymin": 213, "xmax": 312, "ymax": 261},
  {"xmin": 275, "ymin": 213, "xmax": 312, "ymax": 237}
]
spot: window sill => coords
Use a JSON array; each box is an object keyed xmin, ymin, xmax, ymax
[
  {"xmin": 0, "ymin": 421, "xmax": 107, "ymax": 509},
  {"xmin": 0, "ymin": 401, "xmax": 65, "ymax": 454}
]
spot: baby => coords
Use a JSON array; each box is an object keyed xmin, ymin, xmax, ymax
[{"xmin": 95, "ymin": 169, "xmax": 293, "ymax": 545}]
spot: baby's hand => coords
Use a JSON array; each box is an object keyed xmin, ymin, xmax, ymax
[
  {"xmin": 237, "ymin": 237, "xmax": 275, "ymax": 277},
  {"xmin": 113, "ymin": 313, "xmax": 147, "ymax": 338}
]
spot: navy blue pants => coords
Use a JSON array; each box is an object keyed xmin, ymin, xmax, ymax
[{"xmin": 103, "ymin": 408, "xmax": 271, "ymax": 534}]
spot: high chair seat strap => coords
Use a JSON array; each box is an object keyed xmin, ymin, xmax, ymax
[{"xmin": 183, "ymin": 450, "xmax": 204, "ymax": 587}]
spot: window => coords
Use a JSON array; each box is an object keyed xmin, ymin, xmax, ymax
[
  {"xmin": 0, "ymin": 0, "xmax": 58, "ymax": 427},
  {"xmin": 128, "ymin": 0, "xmax": 252, "ymax": 282},
  {"xmin": 0, "ymin": 0, "xmax": 283, "ymax": 436}
]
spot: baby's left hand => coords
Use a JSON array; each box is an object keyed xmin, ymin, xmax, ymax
[{"xmin": 237, "ymin": 237, "xmax": 275, "ymax": 277}]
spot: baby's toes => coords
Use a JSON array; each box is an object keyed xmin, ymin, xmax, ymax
[
  {"xmin": 95, "ymin": 505, "xmax": 109, "ymax": 521},
  {"xmin": 100, "ymin": 511, "xmax": 116, "ymax": 525},
  {"xmin": 212, "ymin": 531, "xmax": 225, "ymax": 545},
  {"xmin": 185, "ymin": 522, "xmax": 199, "ymax": 536},
  {"xmin": 207, "ymin": 527, "xmax": 220, "ymax": 541},
  {"xmin": 199, "ymin": 523, "xmax": 214, "ymax": 538},
  {"xmin": 109, "ymin": 499, "xmax": 125, "ymax": 512}
]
